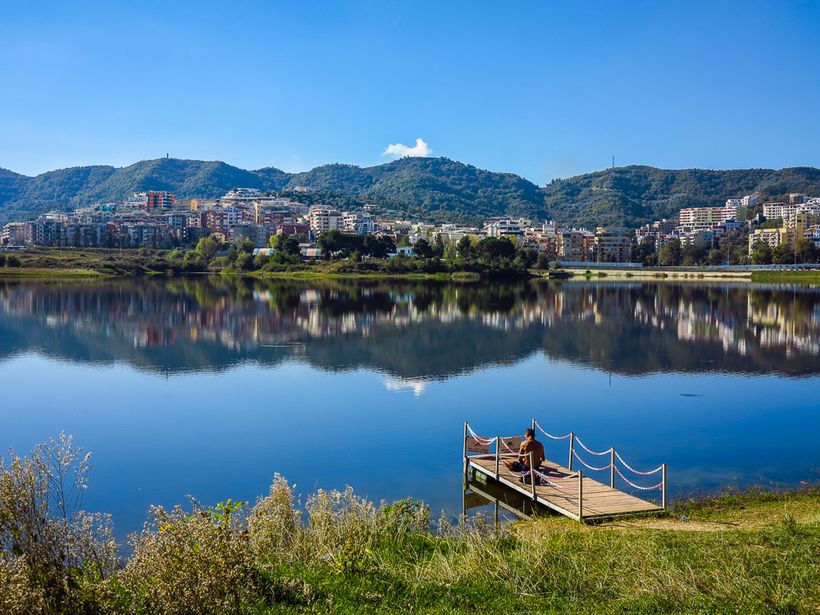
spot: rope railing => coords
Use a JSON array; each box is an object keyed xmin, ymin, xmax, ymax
[
  {"xmin": 523, "ymin": 467, "xmax": 578, "ymax": 492},
  {"xmin": 532, "ymin": 420, "xmax": 571, "ymax": 440},
  {"xmin": 499, "ymin": 438, "xmax": 518, "ymax": 453},
  {"xmin": 614, "ymin": 450, "xmax": 663, "ymax": 476},
  {"xmin": 573, "ymin": 436, "xmax": 610, "ymax": 456},
  {"xmin": 571, "ymin": 448, "xmax": 611, "ymax": 472},
  {"xmin": 614, "ymin": 465, "xmax": 664, "ymax": 491},
  {"xmin": 465, "ymin": 425, "xmax": 496, "ymax": 446}
]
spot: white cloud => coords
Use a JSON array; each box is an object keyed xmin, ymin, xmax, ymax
[{"xmin": 383, "ymin": 137, "xmax": 432, "ymax": 158}]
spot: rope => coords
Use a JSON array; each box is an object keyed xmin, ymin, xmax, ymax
[
  {"xmin": 499, "ymin": 438, "xmax": 518, "ymax": 453},
  {"xmin": 534, "ymin": 469, "xmax": 581, "ymax": 481},
  {"xmin": 465, "ymin": 425, "xmax": 496, "ymax": 446},
  {"xmin": 614, "ymin": 451, "xmax": 663, "ymax": 475},
  {"xmin": 521, "ymin": 468, "xmax": 570, "ymax": 492},
  {"xmin": 533, "ymin": 420, "xmax": 571, "ymax": 440},
  {"xmin": 614, "ymin": 466, "xmax": 663, "ymax": 491},
  {"xmin": 572, "ymin": 449, "xmax": 612, "ymax": 471},
  {"xmin": 574, "ymin": 437, "xmax": 610, "ymax": 456}
]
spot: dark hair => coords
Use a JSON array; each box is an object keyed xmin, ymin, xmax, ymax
[{"xmin": 525, "ymin": 428, "xmax": 535, "ymax": 438}]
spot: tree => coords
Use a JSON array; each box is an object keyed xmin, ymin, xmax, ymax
[
  {"xmin": 631, "ymin": 239, "xmax": 655, "ymax": 266},
  {"xmin": 432, "ymin": 235, "xmax": 445, "ymax": 258},
  {"xmin": 794, "ymin": 238, "xmax": 816, "ymax": 263},
  {"xmin": 750, "ymin": 242, "xmax": 772, "ymax": 265},
  {"xmin": 362, "ymin": 235, "xmax": 393, "ymax": 259},
  {"xmin": 475, "ymin": 237, "xmax": 516, "ymax": 261},
  {"xmin": 196, "ymin": 236, "xmax": 218, "ymax": 261},
  {"xmin": 271, "ymin": 234, "xmax": 301, "ymax": 257},
  {"xmin": 771, "ymin": 244, "xmax": 793, "ymax": 264},
  {"xmin": 456, "ymin": 236, "xmax": 474, "ymax": 259},
  {"xmin": 536, "ymin": 251, "xmax": 551, "ymax": 269},
  {"xmin": 414, "ymin": 238, "xmax": 433, "ymax": 258},
  {"xmin": 658, "ymin": 239, "xmax": 682, "ymax": 266}
]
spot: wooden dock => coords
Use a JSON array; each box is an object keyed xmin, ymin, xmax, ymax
[{"xmin": 464, "ymin": 421, "xmax": 666, "ymax": 522}]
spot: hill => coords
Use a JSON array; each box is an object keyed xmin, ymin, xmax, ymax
[
  {"xmin": 1, "ymin": 157, "xmax": 819, "ymax": 227},
  {"xmin": 543, "ymin": 165, "xmax": 820, "ymax": 228}
]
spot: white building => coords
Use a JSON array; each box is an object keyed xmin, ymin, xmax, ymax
[
  {"xmin": 679, "ymin": 205, "xmax": 740, "ymax": 228},
  {"xmin": 484, "ymin": 217, "xmax": 524, "ymax": 238},
  {"xmin": 741, "ymin": 194, "xmax": 759, "ymax": 208},
  {"xmin": 308, "ymin": 206, "xmax": 343, "ymax": 234},
  {"xmin": 763, "ymin": 201, "xmax": 820, "ymax": 220},
  {"xmin": 342, "ymin": 211, "xmax": 375, "ymax": 235},
  {"xmin": 1, "ymin": 222, "xmax": 33, "ymax": 246}
]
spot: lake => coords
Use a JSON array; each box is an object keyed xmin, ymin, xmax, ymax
[{"xmin": 0, "ymin": 277, "xmax": 817, "ymax": 538}]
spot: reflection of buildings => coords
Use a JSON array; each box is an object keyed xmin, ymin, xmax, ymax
[{"xmin": 0, "ymin": 281, "xmax": 817, "ymax": 377}]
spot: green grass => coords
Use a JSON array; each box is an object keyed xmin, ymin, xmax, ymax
[
  {"xmin": 254, "ymin": 488, "xmax": 819, "ymax": 614},
  {"xmin": 751, "ymin": 270, "xmax": 820, "ymax": 284}
]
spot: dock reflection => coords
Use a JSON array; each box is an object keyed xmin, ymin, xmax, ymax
[{"xmin": 463, "ymin": 471, "xmax": 551, "ymax": 524}]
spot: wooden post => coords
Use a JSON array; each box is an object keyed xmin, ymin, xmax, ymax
[
  {"xmin": 578, "ymin": 470, "xmax": 584, "ymax": 521},
  {"xmin": 568, "ymin": 432, "xmax": 575, "ymax": 470},
  {"xmin": 463, "ymin": 422, "xmax": 469, "ymax": 483},
  {"xmin": 662, "ymin": 463, "xmax": 667, "ymax": 510},
  {"xmin": 495, "ymin": 436, "xmax": 500, "ymax": 480},
  {"xmin": 529, "ymin": 451, "xmax": 537, "ymax": 500},
  {"xmin": 610, "ymin": 447, "xmax": 615, "ymax": 488}
]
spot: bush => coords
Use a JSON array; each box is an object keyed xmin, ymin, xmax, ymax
[
  {"xmin": 0, "ymin": 434, "xmax": 117, "ymax": 613},
  {"xmin": 116, "ymin": 500, "xmax": 259, "ymax": 615}
]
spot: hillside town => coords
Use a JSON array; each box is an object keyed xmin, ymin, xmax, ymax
[{"xmin": 2, "ymin": 187, "xmax": 820, "ymax": 264}]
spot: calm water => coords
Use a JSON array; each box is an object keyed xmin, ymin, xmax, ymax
[{"xmin": 0, "ymin": 277, "xmax": 818, "ymax": 537}]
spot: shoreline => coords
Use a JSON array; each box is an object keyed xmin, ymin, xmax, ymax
[{"xmin": 1, "ymin": 247, "xmax": 818, "ymax": 284}]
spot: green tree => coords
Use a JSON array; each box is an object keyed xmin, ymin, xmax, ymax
[
  {"xmin": 658, "ymin": 239, "xmax": 682, "ymax": 266},
  {"xmin": 750, "ymin": 242, "xmax": 772, "ymax": 265},
  {"xmin": 771, "ymin": 244, "xmax": 794, "ymax": 264},
  {"xmin": 475, "ymin": 237, "xmax": 516, "ymax": 261},
  {"xmin": 456, "ymin": 236, "xmax": 474, "ymax": 259},
  {"xmin": 414, "ymin": 238, "xmax": 433, "ymax": 258},
  {"xmin": 794, "ymin": 238, "xmax": 816, "ymax": 263},
  {"xmin": 536, "ymin": 251, "xmax": 551, "ymax": 269},
  {"xmin": 196, "ymin": 236, "xmax": 219, "ymax": 261}
]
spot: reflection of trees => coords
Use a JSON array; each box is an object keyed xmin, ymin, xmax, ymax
[{"xmin": 0, "ymin": 278, "xmax": 817, "ymax": 379}]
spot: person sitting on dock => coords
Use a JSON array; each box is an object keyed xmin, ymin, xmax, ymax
[{"xmin": 504, "ymin": 428, "xmax": 545, "ymax": 473}]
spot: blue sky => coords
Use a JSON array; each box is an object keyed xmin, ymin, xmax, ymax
[{"xmin": 1, "ymin": 1, "xmax": 818, "ymax": 183}]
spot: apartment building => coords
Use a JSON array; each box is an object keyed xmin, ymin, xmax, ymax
[
  {"xmin": 594, "ymin": 227, "xmax": 632, "ymax": 262},
  {"xmin": 1, "ymin": 222, "xmax": 33, "ymax": 246},
  {"xmin": 343, "ymin": 211, "xmax": 376, "ymax": 235},
  {"xmin": 485, "ymin": 217, "xmax": 525, "ymax": 238},
  {"xmin": 679, "ymin": 205, "xmax": 740, "ymax": 228},
  {"xmin": 308, "ymin": 206, "xmax": 343, "ymax": 233}
]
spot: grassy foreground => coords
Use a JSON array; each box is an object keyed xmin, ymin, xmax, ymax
[{"xmin": 1, "ymin": 436, "xmax": 818, "ymax": 614}]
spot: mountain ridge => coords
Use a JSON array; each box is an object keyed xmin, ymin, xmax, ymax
[{"xmin": 1, "ymin": 157, "xmax": 819, "ymax": 228}]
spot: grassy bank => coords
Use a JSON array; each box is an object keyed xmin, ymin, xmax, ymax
[
  {"xmin": 0, "ymin": 266, "xmax": 106, "ymax": 278},
  {"xmin": 1, "ymin": 437, "xmax": 817, "ymax": 615},
  {"xmin": 751, "ymin": 270, "xmax": 820, "ymax": 284},
  {"xmin": 3, "ymin": 247, "xmax": 177, "ymax": 277}
]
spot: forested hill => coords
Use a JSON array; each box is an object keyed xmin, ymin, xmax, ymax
[
  {"xmin": 543, "ymin": 166, "xmax": 820, "ymax": 228},
  {"xmin": 1, "ymin": 156, "xmax": 819, "ymax": 227}
]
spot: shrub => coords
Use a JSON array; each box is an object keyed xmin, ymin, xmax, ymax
[
  {"xmin": 0, "ymin": 434, "xmax": 117, "ymax": 613},
  {"xmin": 116, "ymin": 500, "xmax": 259, "ymax": 615}
]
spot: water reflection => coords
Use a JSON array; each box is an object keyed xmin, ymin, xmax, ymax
[{"xmin": 0, "ymin": 278, "xmax": 817, "ymax": 378}]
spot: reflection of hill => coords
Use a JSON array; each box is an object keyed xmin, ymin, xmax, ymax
[{"xmin": 0, "ymin": 278, "xmax": 817, "ymax": 379}]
